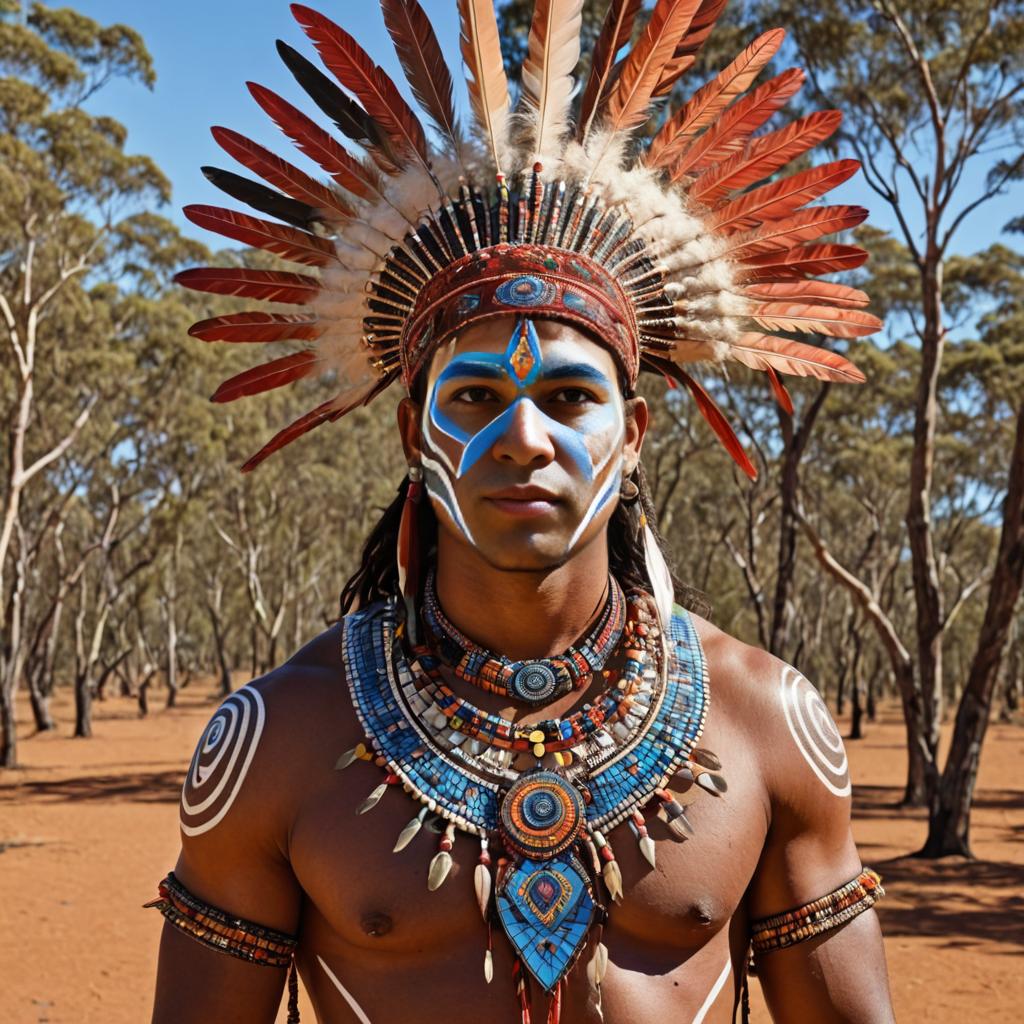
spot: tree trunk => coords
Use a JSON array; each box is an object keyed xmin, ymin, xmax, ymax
[
  {"xmin": 849, "ymin": 623, "xmax": 865, "ymax": 740},
  {"xmin": 74, "ymin": 672, "xmax": 92, "ymax": 738},
  {"xmin": 0, "ymin": 682, "xmax": 16, "ymax": 768},
  {"xmin": 920, "ymin": 401, "xmax": 1024, "ymax": 857},
  {"xmin": 28, "ymin": 680, "xmax": 54, "ymax": 732}
]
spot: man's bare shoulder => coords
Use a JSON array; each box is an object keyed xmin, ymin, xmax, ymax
[{"xmin": 688, "ymin": 612, "xmax": 853, "ymax": 819}]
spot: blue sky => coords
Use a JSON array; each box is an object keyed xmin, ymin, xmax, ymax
[{"xmin": 78, "ymin": 0, "xmax": 1021, "ymax": 265}]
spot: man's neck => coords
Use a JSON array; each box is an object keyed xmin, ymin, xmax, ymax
[{"xmin": 433, "ymin": 534, "xmax": 610, "ymax": 661}]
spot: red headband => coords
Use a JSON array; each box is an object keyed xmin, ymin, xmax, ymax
[{"xmin": 400, "ymin": 244, "xmax": 641, "ymax": 390}]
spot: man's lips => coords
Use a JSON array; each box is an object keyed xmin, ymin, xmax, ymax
[{"xmin": 484, "ymin": 485, "xmax": 561, "ymax": 517}]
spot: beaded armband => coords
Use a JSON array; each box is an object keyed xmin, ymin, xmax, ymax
[
  {"xmin": 146, "ymin": 872, "xmax": 297, "ymax": 968},
  {"xmin": 750, "ymin": 868, "xmax": 884, "ymax": 956}
]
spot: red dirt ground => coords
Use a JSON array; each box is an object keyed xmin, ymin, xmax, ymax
[{"xmin": 1, "ymin": 683, "xmax": 1021, "ymax": 1023}]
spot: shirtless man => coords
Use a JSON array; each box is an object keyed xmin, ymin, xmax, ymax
[{"xmin": 153, "ymin": 3, "xmax": 894, "ymax": 1019}]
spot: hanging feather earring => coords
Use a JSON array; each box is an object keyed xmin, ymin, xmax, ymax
[
  {"xmin": 397, "ymin": 465, "xmax": 424, "ymax": 642},
  {"xmin": 642, "ymin": 516, "xmax": 675, "ymax": 629}
]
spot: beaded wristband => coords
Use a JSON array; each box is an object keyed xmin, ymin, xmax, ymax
[
  {"xmin": 146, "ymin": 872, "xmax": 297, "ymax": 968},
  {"xmin": 750, "ymin": 868, "xmax": 884, "ymax": 955}
]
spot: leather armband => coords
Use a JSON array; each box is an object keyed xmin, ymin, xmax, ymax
[
  {"xmin": 750, "ymin": 868, "xmax": 883, "ymax": 956},
  {"xmin": 146, "ymin": 871, "xmax": 298, "ymax": 968}
]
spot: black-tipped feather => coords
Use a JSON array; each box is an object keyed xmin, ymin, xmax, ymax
[{"xmin": 202, "ymin": 166, "xmax": 318, "ymax": 229}]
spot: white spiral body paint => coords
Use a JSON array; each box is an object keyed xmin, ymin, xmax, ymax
[
  {"xmin": 318, "ymin": 955, "xmax": 373, "ymax": 1024},
  {"xmin": 780, "ymin": 666, "xmax": 851, "ymax": 797},
  {"xmin": 180, "ymin": 685, "xmax": 265, "ymax": 837},
  {"xmin": 691, "ymin": 957, "xmax": 732, "ymax": 1024}
]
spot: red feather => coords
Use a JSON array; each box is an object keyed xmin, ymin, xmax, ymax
[
  {"xmin": 175, "ymin": 267, "xmax": 320, "ymax": 304},
  {"xmin": 728, "ymin": 332, "xmax": 865, "ymax": 382},
  {"xmin": 737, "ymin": 243, "xmax": 868, "ymax": 281},
  {"xmin": 742, "ymin": 280, "xmax": 870, "ymax": 308},
  {"xmin": 211, "ymin": 126, "xmax": 353, "ymax": 218},
  {"xmin": 667, "ymin": 0, "xmax": 728, "ymax": 62},
  {"xmin": 670, "ymin": 68, "xmax": 804, "ymax": 178},
  {"xmin": 691, "ymin": 110, "xmax": 843, "ymax": 203},
  {"xmin": 212, "ymin": 351, "xmax": 323, "ymax": 403},
  {"xmin": 381, "ymin": 0, "xmax": 460, "ymax": 147},
  {"xmin": 749, "ymin": 301, "xmax": 882, "ymax": 337},
  {"xmin": 189, "ymin": 312, "xmax": 324, "ymax": 344},
  {"xmin": 291, "ymin": 4, "xmax": 429, "ymax": 165},
  {"xmin": 248, "ymin": 83, "xmax": 385, "ymax": 200},
  {"xmin": 183, "ymin": 205, "xmax": 336, "ymax": 267},
  {"xmin": 652, "ymin": 54, "xmax": 695, "ymax": 98},
  {"xmin": 711, "ymin": 159, "xmax": 860, "ymax": 233},
  {"xmin": 766, "ymin": 367, "xmax": 794, "ymax": 414},
  {"xmin": 579, "ymin": 0, "xmax": 643, "ymax": 136},
  {"xmin": 603, "ymin": 0, "xmax": 704, "ymax": 135},
  {"xmin": 727, "ymin": 204, "xmax": 869, "ymax": 259}
]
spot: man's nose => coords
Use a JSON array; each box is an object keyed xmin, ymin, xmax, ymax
[{"xmin": 490, "ymin": 398, "xmax": 556, "ymax": 466}]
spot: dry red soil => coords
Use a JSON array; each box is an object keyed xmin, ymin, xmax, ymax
[{"xmin": 1, "ymin": 684, "xmax": 1021, "ymax": 1023}]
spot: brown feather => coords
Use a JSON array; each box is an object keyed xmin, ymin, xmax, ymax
[
  {"xmin": 212, "ymin": 351, "xmax": 323, "ymax": 403},
  {"xmin": 248, "ymin": 83, "xmax": 385, "ymax": 199},
  {"xmin": 691, "ymin": 109, "xmax": 843, "ymax": 203},
  {"xmin": 652, "ymin": 54, "xmax": 696, "ymax": 97},
  {"xmin": 241, "ymin": 376, "xmax": 386, "ymax": 472},
  {"xmin": 750, "ymin": 302, "xmax": 882, "ymax": 337},
  {"xmin": 742, "ymin": 279, "xmax": 870, "ymax": 308},
  {"xmin": 211, "ymin": 126, "xmax": 353, "ymax": 218},
  {"xmin": 669, "ymin": 67, "xmax": 804, "ymax": 178},
  {"xmin": 603, "ymin": 0, "xmax": 704, "ymax": 135},
  {"xmin": 711, "ymin": 159, "xmax": 860, "ymax": 234},
  {"xmin": 668, "ymin": 0, "xmax": 728, "ymax": 62},
  {"xmin": 645, "ymin": 354, "xmax": 757, "ymax": 479},
  {"xmin": 579, "ymin": 0, "xmax": 642, "ymax": 139},
  {"xmin": 291, "ymin": 5, "xmax": 429, "ymax": 165},
  {"xmin": 646, "ymin": 29, "xmax": 784, "ymax": 169},
  {"xmin": 727, "ymin": 204, "xmax": 869, "ymax": 259},
  {"xmin": 736, "ymin": 243, "xmax": 868, "ymax": 281},
  {"xmin": 175, "ymin": 267, "xmax": 319, "ymax": 305},
  {"xmin": 727, "ymin": 332, "xmax": 866, "ymax": 382},
  {"xmin": 183, "ymin": 205, "xmax": 336, "ymax": 267},
  {"xmin": 189, "ymin": 312, "xmax": 324, "ymax": 344},
  {"xmin": 381, "ymin": 0, "xmax": 460, "ymax": 148},
  {"xmin": 457, "ymin": 0, "xmax": 510, "ymax": 174}
]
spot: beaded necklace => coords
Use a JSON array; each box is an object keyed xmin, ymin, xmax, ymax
[
  {"xmin": 422, "ymin": 571, "xmax": 626, "ymax": 706},
  {"xmin": 338, "ymin": 591, "xmax": 715, "ymax": 1023}
]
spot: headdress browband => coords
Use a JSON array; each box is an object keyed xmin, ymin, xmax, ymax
[{"xmin": 176, "ymin": 0, "xmax": 881, "ymax": 473}]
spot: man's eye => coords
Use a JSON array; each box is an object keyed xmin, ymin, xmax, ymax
[
  {"xmin": 551, "ymin": 387, "xmax": 595, "ymax": 405},
  {"xmin": 452, "ymin": 386, "xmax": 498, "ymax": 404}
]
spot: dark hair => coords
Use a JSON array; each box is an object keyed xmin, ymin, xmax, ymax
[{"xmin": 339, "ymin": 463, "xmax": 710, "ymax": 618}]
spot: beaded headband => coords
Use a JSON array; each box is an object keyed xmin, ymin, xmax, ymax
[{"xmin": 176, "ymin": 0, "xmax": 881, "ymax": 475}]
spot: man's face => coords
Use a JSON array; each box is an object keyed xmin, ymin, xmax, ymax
[{"xmin": 402, "ymin": 316, "xmax": 647, "ymax": 571}]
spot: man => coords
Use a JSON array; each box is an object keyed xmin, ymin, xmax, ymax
[{"xmin": 153, "ymin": 2, "xmax": 894, "ymax": 1021}]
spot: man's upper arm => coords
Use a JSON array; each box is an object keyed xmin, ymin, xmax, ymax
[
  {"xmin": 748, "ymin": 661, "xmax": 894, "ymax": 1023},
  {"xmin": 152, "ymin": 678, "xmax": 303, "ymax": 1024}
]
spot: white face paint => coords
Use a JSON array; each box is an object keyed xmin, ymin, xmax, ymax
[
  {"xmin": 180, "ymin": 685, "xmax": 265, "ymax": 836},
  {"xmin": 419, "ymin": 318, "xmax": 629, "ymax": 569},
  {"xmin": 780, "ymin": 666, "xmax": 851, "ymax": 797}
]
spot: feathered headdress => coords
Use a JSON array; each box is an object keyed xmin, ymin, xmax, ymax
[{"xmin": 178, "ymin": 0, "xmax": 879, "ymax": 475}]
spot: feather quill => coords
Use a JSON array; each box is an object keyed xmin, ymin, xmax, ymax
[
  {"xmin": 647, "ymin": 29, "xmax": 785, "ymax": 169},
  {"xmin": 691, "ymin": 109, "xmax": 843, "ymax": 203},
  {"xmin": 291, "ymin": 5, "xmax": 430, "ymax": 166},
  {"xmin": 175, "ymin": 267, "xmax": 320, "ymax": 305},
  {"xmin": 212, "ymin": 351, "xmax": 323, "ymax": 403},
  {"xmin": 248, "ymin": 83, "xmax": 385, "ymax": 202},
  {"xmin": 711, "ymin": 159, "xmax": 860, "ymax": 234},
  {"xmin": 381, "ymin": 0, "xmax": 460, "ymax": 150},
  {"xmin": 183, "ymin": 205, "xmax": 336, "ymax": 267},
  {"xmin": 189, "ymin": 312, "xmax": 324, "ymax": 344},
  {"xmin": 726, "ymin": 332, "xmax": 866, "ymax": 382},
  {"xmin": 520, "ymin": 0, "xmax": 584, "ymax": 166},
  {"xmin": 457, "ymin": 0, "xmax": 510, "ymax": 175},
  {"xmin": 578, "ymin": 0, "xmax": 642, "ymax": 141}
]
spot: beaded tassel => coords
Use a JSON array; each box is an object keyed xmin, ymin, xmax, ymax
[
  {"xmin": 630, "ymin": 809, "xmax": 657, "ymax": 869},
  {"xmin": 513, "ymin": 958, "xmax": 531, "ymax": 1024},
  {"xmin": 547, "ymin": 980, "xmax": 562, "ymax": 1024},
  {"xmin": 356, "ymin": 773, "xmax": 397, "ymax": 815},
  {"xmin": 393, "ymin": 806, "xmax": 428, "ymax": 853},
  {"xmin": 474, "ymin": 837, "xmax": 492, "ymax": 919},
  {"xmin": 427, "ymin": 822, "xmax": 455, "ymax": 891},
  {"xmin": 592, "ymin": 830, "xmax": 622, "ymax": 903},
  {"xmin": 655, "ymin": 788, "xmax": 695, "ymax": 839}
]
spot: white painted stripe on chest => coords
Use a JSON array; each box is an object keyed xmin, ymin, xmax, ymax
[
  {"xmin": 692, "ymin": 957, "xmax": 732, "ymax": 1024},
  {"xmin": 318, "ymin": 955, "xmax": 373, "ymax": 1024}
]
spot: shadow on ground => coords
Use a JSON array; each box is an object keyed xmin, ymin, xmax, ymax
[{"xmin": 0, "ymin": 769, "xmax": 182, "ymax": 804}]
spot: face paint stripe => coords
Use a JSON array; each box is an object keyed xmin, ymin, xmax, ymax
[
  {"xmin": 567, "ymin": 456, "xmax": 622, "ymax": 549},
  {"xmin": 421, "ymin": 454, "xmax": 476, "ymax": 545}
]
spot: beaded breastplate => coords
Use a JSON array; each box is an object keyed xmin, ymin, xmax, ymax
[{"xmin": 338, "ymin": 595, "xmax": 714, "ymax": 1019}]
